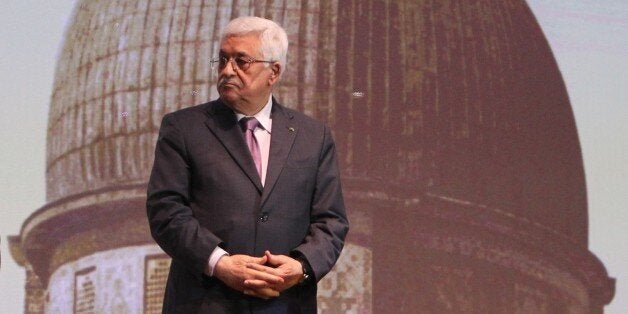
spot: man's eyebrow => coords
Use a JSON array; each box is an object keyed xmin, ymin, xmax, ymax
[{"xmin": 218, "ymin": 50, "xmax": 252, "ymax": 58}]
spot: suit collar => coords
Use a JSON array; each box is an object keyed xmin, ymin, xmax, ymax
[
  {"xmin": 261, "ymin": 98, "xmax": 297, "ymax": 206},
  {"xmin": 234, "ymin": 95, "xmax": 273, "ymax": 132},
  {"xmin": 204, "ymin": 99, "xmax": 263, "ymax": 192},
  {"xmin": 203, "ymin": 98, "xmax": 298, "ymax": 205}
]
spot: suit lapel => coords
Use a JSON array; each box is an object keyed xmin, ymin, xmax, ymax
[
  {"xmin": 204, "ymin": 101, "xmax": 263, "ymax": 193},
  {"xmin": 261, "ymin": 101, "xmax": 297, "ymax": 207}
]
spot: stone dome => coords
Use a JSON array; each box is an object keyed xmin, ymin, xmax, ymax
[{"xmin": 45, "ymin": 0, "xmax": 587, "ymax": 245}]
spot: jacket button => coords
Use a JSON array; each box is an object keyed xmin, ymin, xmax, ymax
[{"xmin": 259, "ymin": 214, "xmax": 269, "ymax": 222}]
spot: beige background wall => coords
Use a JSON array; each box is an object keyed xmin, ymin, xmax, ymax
[{"xmin": 1, "ymin": 1, "xmax": 626, "ymax": 313}]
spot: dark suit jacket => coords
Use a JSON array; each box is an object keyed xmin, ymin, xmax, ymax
[{"xmin": 146, "ymin": 98, "xmax": 349, "ymax": 313}]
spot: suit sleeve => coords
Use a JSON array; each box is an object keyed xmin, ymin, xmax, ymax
[
  {"xmin": 146, "ymin": 113, "xmax": 222, "ymax": 277},
  {"xmin": 293, "ymin": 125, "xmax": 349, "ymax": 282}
]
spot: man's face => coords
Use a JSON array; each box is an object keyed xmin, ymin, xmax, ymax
[{"xmin": 216, "ymin": 34, "xmax": 279, "ymax": 114}]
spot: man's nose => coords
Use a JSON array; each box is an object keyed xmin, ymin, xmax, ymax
[{"xmin": 220, "ymin": 59, "xmax": 238, "ymax": 76}]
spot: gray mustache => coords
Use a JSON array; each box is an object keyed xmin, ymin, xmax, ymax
[{"xmin": 218, "ymin": 79, "xmax": 240, "ymax": 87}]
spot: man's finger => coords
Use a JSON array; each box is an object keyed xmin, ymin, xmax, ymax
[
  {"xmin": 246, "ymin": 267, "xmax": 284, "ymax": 284},
  {"xmin": 247, "ymin": 255, "xmax": 267, "ymax": 265},
  {"xmin": 244, "ymin": 279, "xmax": 269, "ymax": 288},
  {"xmin": 246, "ymin": 262, "xmax": 283, "ymax": 276},
  {"xmin": 243, "ymin": 289, "xmax": 268, "ymax": 299},
  {"xmin": 264, "ymin": 250, "xmax": 290, "ymax": 267},
  {"xmin": 244, "ymin": 287, "xmax": 280, "ymax": 299}
]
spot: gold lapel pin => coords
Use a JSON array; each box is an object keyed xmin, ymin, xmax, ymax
[{"xmin": 288, "ymin": 127, "xmax": 295, "ymax": 132}]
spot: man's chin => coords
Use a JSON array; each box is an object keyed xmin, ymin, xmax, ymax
[
  {"xmin": 218, "ymin": 94, "xmax": 242, "ymax": 109},
  {"xmin": 218, "ymin": 90, "xmax": 239, "ymax": 102}
]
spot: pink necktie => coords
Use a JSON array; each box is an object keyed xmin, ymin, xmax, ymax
[{"xmin": 239, "ymin": 117, "xmax": 262, "ymax": 177}]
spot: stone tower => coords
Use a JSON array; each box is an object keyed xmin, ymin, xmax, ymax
[{"xmin": 10, "ymin": 0, "xmax": 614, "ymax": 313}]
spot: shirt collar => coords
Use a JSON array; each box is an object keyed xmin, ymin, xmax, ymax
[{"xmin": 235, "ymin": 95, "xmax": 273, "ymax": 132}]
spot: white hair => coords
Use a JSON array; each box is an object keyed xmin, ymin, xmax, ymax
[{"xmin": 222, "ymin": 16, "xmax": 289, "ymax": 76}]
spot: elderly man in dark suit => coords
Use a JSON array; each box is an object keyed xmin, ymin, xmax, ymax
[{"xmin": 146, "ymin": 16, "xmax": 349, "ymax": 313}]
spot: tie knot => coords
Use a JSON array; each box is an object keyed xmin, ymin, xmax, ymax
[{"xmin": 239, "ymin": 117, "xmax": 260, "ymax": 132}]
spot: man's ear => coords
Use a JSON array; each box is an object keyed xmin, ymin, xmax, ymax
[{"xmin": 268, "ymin": 62, "xmax": 281, "ymax": 85}]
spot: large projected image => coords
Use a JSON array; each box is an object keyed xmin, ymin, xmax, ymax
[{"xmin": 3, "ymin": 0, "xmax": 624, "ymax": 313}]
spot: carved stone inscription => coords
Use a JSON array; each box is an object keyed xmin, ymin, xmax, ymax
[
  {"xmin": 144, "ymin": 254, "xmax": 171, "ymax": 314},
  {"xmin": 74, "ymin": 266, "xmax": 96, "ymax": 314}
]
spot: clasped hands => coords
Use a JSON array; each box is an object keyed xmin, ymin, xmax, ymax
[{"xmin": 213, "ymin": 250, "xmax": 303, "ymax": 299}]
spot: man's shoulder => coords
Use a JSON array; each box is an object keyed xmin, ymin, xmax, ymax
[
  {"xmin": 273, "ymin": 102, "xmax": 326, "ymax": 129},
  {"xmin": 161, "ymin": 100, "xmax": 234, "ymax": 128}
]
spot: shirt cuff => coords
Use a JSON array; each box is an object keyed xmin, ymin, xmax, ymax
[{"xmin": 206, "ymin": 247, "xmax": 229, "ymax": 276}]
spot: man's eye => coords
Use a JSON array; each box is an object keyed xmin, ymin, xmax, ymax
[{"xmin": 236, "ymin": 57, "xmax": 249, "ymax": 66}]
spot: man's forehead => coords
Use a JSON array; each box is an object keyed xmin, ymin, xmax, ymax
[{"xmin": 219, "ymin": 34, "xmax": 261, "ymax": 55}]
